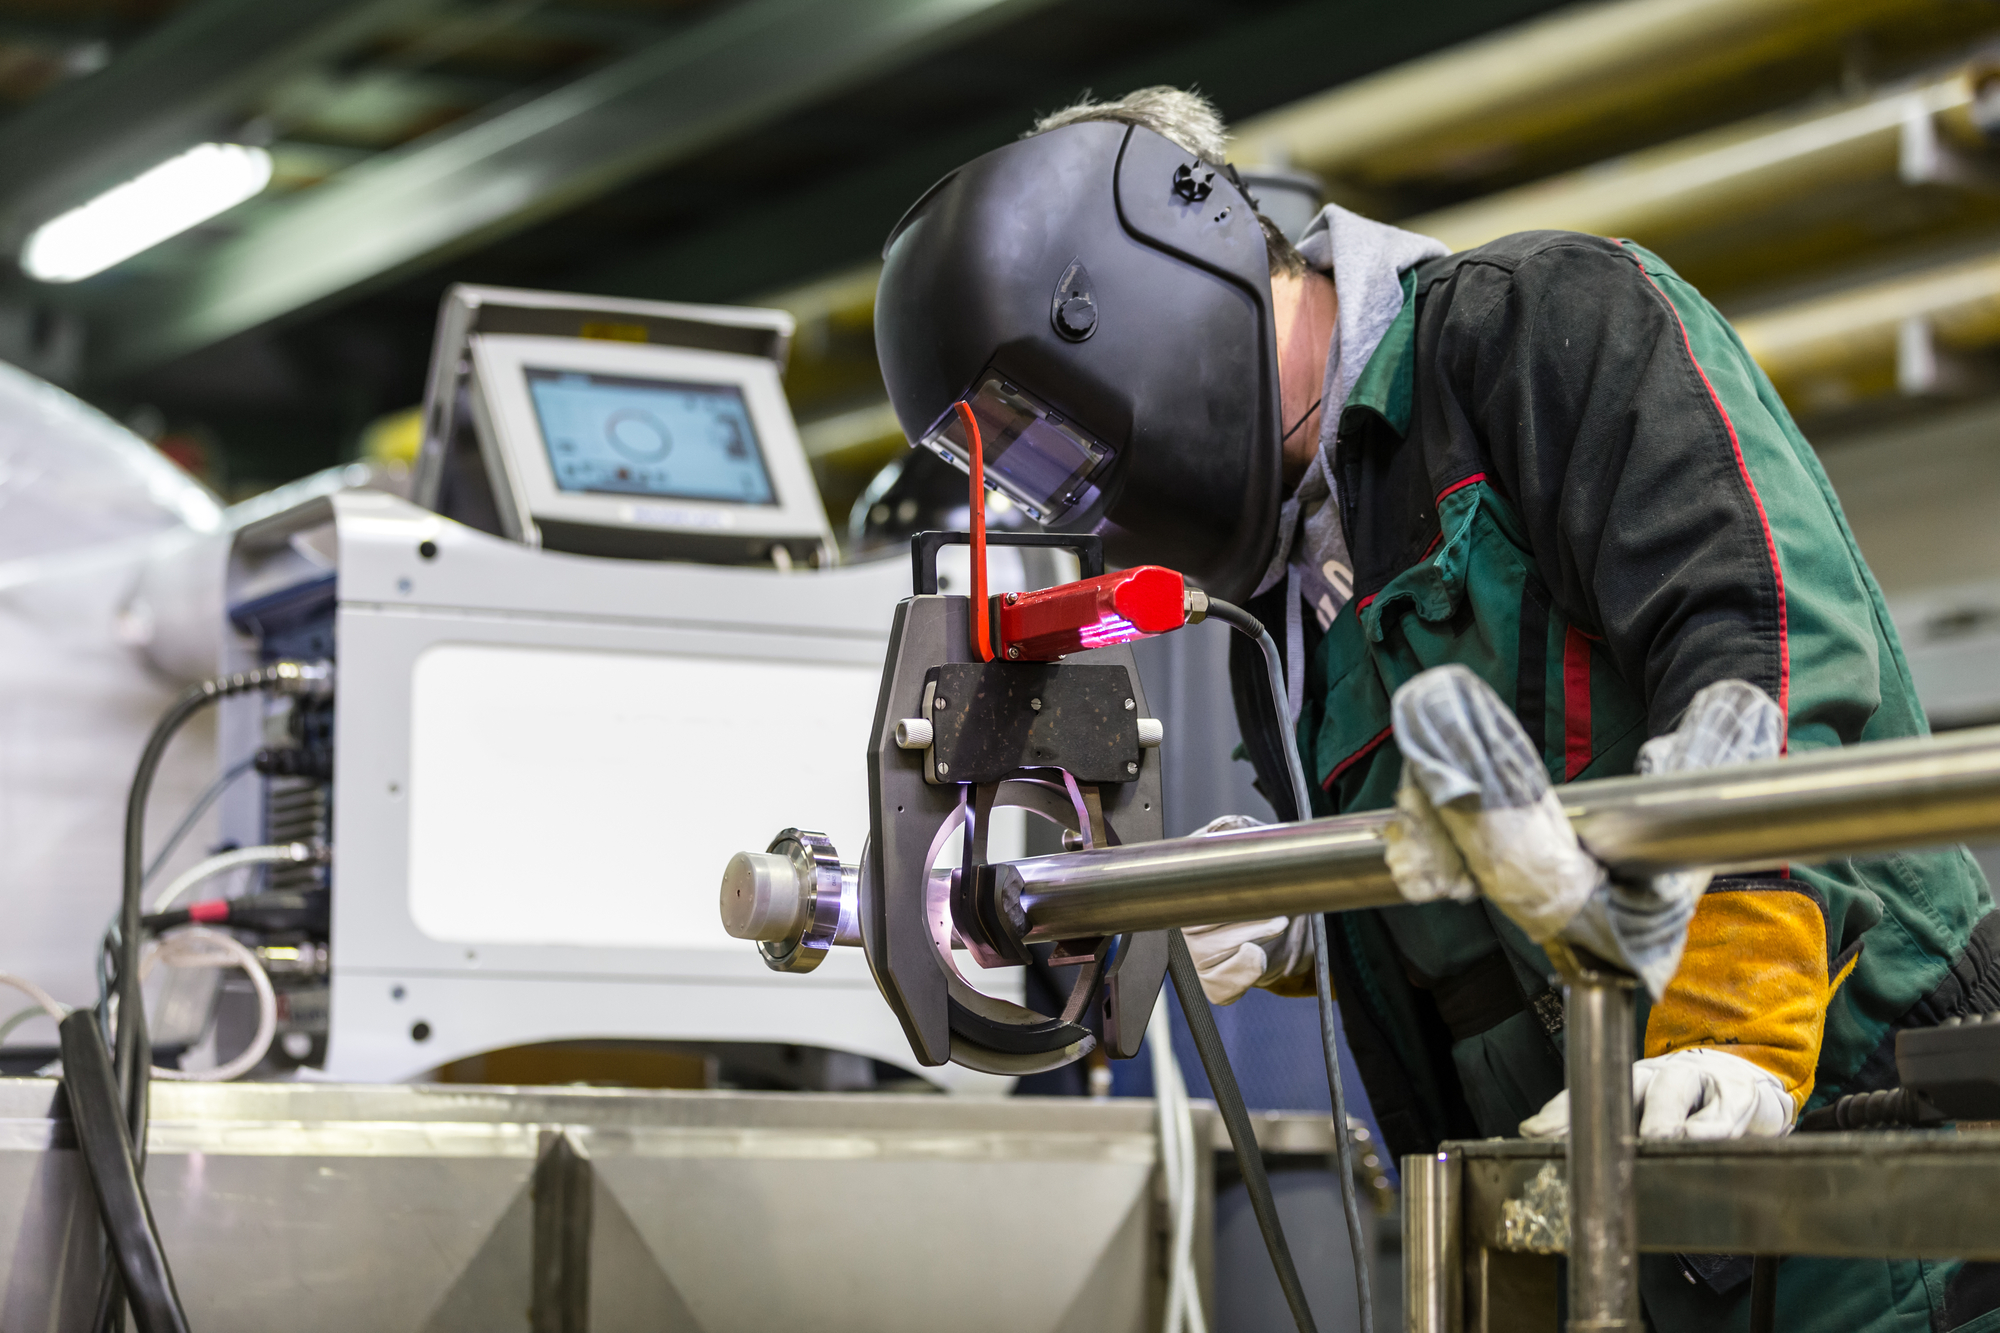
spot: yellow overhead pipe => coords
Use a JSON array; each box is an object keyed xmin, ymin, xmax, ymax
[
  {"xmin": 1234, "ymin": 0, "xmax": 1923, "ymax": 187},
  {"xmin": 1734, "ymin": 249, "xmax": 2000, "ymax": 402},
  {"xmin": 1401, "ymin": 70, "xmax": 1990, "ymax": 253}
]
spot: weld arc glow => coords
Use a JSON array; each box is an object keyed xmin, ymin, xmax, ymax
[
  {"xmin": 1076, "ymin": 616, "xmax": 1140, "ymax": 648},
  {"xmin": 22, "ymin": 143, "xmax": 273, "ymax": 283}
]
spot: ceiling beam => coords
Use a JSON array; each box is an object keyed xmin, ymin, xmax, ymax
[
  {"xmin": 81, "ymin": 0, "xmax": 1061, "ymax": 381},
  {"xmin": 0, "ymin": 0, "xmax": 430, "ymax": 250}
]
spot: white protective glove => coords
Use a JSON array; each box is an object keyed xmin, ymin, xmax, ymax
[
  {"xmin": 1181, "ymin": 816, "xmax": 1313, "ymax": 1005},
  {"xmin": 1519, "ymin": 1048, "xmax": 1796, "ymax": 1140},
  {"xmin": 1383, "ymin": 666, "xmax": 1783, "ymax": 999}
]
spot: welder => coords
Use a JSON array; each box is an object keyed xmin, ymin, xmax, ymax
[{"xmin": 872, "ymin": 86, "xmax": 2000, "ymax": 1330}]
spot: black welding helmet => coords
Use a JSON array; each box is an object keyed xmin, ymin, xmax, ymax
[{"xmin": 875, "ymin": 120, "xmax": 1282, "ymax": 602}]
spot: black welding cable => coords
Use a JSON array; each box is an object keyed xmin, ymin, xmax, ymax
[
  {"xmin": 117, "ymin": 683, "xmax": 221, "ymax": 1145},
  {"xmin": 59, "ymin": 1011, "xmax": 191, "ymax": 1333},
  {"xmin": 1165, "ymin": 930, "xmax": 1318, "ymax": 1333},
  {"xmin": 1209, "ymin": 595, "xmax": 1375, "ymax": 1333},
  {"xmin": 116, "ymin": 664, "xmax": 328, "ymax": 1154}
]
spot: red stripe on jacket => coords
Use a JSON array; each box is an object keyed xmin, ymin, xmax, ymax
[
  {"xmin": 1434, "ymin": 472, "xmax": 1486, "ymax": 504},
  {"xmin": 1620, "ymin": 243, "xmax": 1791, "ymax": 725},
  {"xmin": 1322, "ymin": 726, "xmax": 1393, "ymax": 791},
  {"xmin": 1563, "ymin": 626, "xmax": 1594, "ymax": 780}
]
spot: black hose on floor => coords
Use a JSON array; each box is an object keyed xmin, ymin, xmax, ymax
[
  {"xmin": 1209, "ymin": 596, "xmax": 1375, "ymax": 1333},
  {"xmin": 59, "ymin": 1011, "xmax": 190, "ymax": 1333},
  {"xmin": 1165, "ymin": 929, "xmax": 1318, "ymax": 1333}
]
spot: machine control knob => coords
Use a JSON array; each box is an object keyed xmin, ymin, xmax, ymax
[
  {"xmin": 895, "ymin": 718, "xmax": 934, "ymax": 749},
  {"xmin": 720, "ymin": 851, "xmax": 811, "ymax": 942},
  {"xmin": 1136, "ymin": 718, "xmax": 1164, "ymax": 748}
]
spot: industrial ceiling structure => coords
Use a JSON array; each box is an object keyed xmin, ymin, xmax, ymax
[
  {"xmin": 4, "ymin": 0, "xmax": 2000, "ymax": 654},
  {"xmin": 0, "ymin": 0, "xmax": 1577, "ymax": 487}
]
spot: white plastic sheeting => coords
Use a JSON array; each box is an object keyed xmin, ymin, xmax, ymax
[{"xmin": 0, "ymin": 363, "xmax": 232, "ymax": 1033}]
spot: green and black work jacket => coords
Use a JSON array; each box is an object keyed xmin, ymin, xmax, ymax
[
  {"xmin": 1234, "ymin": 228, "xmax": 1999, "ymax": 1320},
  {"xmin": 1233, "ymin": 232, "xmax": 1997, "ymax": 1320}
]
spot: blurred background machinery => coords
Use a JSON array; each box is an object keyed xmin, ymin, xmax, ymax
[{"xmin": 0, "ymin": 0, "xmax": 1990, "ymax": 735}]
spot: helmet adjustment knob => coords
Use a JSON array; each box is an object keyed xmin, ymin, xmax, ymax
[
  {"xmin": 1050, "ymin": 258, "xmax": 1098, "ymax": 342},
  {"xmin": 1172, "ymin": 161, "xmax": 1214, "ymax": 202}
]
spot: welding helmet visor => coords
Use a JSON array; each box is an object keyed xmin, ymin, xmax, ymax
[
  {"xmin": 914, "ymin": 372, "xmax": 1114, "ymax": 525},
  {"xmin": 876, "ymin": 120, "xmax": 1282, "ymax": 602}
]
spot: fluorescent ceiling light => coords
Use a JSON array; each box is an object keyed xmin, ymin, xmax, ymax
[{"xmin": 22, "ymin": 142, "xmax": 273, "ymax": 284}]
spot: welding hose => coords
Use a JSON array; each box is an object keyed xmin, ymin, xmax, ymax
[
  {"xmin": 137, "ymin": 928, "xmax": 278, "ymax": 1084},
  {"xmin": 1149, "ymin": 999, "xmax": 1209, "ymax": 1333},
  {"xmin": 116, "ymin": 661, "xmax": 330, "ymax": 1147},
  {"xmin": 143, "ymin": 756, "xmax": 257, "ymax": 889},
  {"xmin": 150, "ymin": 843, "xmax": 318, "ymax": 915},
  {"xmin": 1209, "ymin": 596, "xmax": 1375, "ymax": 1333},
  {"xmin": 1167, "ymin": 931, "xmax": 1318, "ymax": 1332},
  {"xmin": 58, "ymin": 1010, "xmax": 190, "ymax": 1333}
]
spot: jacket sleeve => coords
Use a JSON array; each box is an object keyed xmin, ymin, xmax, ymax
[{"xmin": 1417, "ymin": 234, "xmax": 1886, "ymax": 1096}]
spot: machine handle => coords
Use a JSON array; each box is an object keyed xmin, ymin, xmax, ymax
[{"xmin": 910, "ymin": 530, "xmax": 1103, "ymax": 596}]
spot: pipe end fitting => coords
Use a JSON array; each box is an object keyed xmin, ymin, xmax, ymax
[{"xmin": 720, "ymin": 850, "xmax": 811, "ymax": 941}]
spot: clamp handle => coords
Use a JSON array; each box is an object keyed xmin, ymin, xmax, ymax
[{"xmin": 910, "ymin": 530, "xmax": 1104, "ymax": 596}]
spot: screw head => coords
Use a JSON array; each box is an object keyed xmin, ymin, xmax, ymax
[
  {"xmin": 936, "ymin": 761, "xmax": 950, "ymax": 777},
  {"xmin": 1007, "ymin": 645, "xmax": 1021, "ymax": 659},
  {"xmin": 1005, "ymin": 592, "xmax": 1019, "ymax": 605},
  {"xmin": 934, "ymin": 697, "xmax": 949, "ymax": 710},
  {"xmin": 1126, "ymin": 761, "xmax": 1139, "ymax": 775},
  {"xmin": 1124, "ymin": 697, "xmax": 1135, "ymax": 710},
  {"xmin": 1030, "ymin": 697, "xmax": 1043, "ymax": 710}
]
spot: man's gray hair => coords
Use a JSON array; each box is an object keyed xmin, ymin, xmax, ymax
[
  {"xmin": 1025, "ymin": 86, "xmax": 1307, "ymax": 279},
  {"xmin": 1025, "ymin": 86, "xmax": 1229, "ymax": 162}
]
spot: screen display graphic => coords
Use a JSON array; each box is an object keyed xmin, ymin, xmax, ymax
[{"xmin": 526, "ymin": 368, "xmax": 776, "ymax": 505}]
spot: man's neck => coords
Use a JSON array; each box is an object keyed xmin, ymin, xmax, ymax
[{"xmin": 1271, "ymin": 268, "xmax": 1338, "ymax": 490}]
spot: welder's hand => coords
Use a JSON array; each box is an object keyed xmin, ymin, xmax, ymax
[
  {"xmin": 1385, "ymin": 667, "xmax": 1785, "ymax": 999},
  {"xmin": 1519, "ymin": 1049, "xmax": 1795, "ymax": 1141},
  {"xmin": 1181, "ymin": 816, "xmax": 1313, "ymax": 1005},
  {"xmin": 1386, "ymin": 666, "xmax": 1605, "ymax": 941},
  {"xmin": 1563, "ymin": 678, "xmax": 1787, "ymax": 996}
]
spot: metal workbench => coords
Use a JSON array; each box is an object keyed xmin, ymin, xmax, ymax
[
  {"xmin": 1403, "ymin": 1130, "xmax": 2000, "ymax": 1332},
  {"xmin": 0, "ymin": 1078, "xmax": 1215, "ymax": 1332}
]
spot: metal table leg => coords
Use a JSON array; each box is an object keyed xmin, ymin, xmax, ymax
[
  {"xmin": 1403, "ymin": 1147, "xmax": 1463, "ymax": 1332},
  {"xmin": 1564, "ymin": 965, "xmax": 1639, "ymax": 1331}
]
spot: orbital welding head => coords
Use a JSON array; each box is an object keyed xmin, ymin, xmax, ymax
[{"xmin": 874, "ymin": 120, "xmax": 1283, "ymax": 604}]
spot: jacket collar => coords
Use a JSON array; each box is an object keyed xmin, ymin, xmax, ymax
[{"xmin": 1337, "ymin": 268, "xmax": 1419, "ymax": 439}]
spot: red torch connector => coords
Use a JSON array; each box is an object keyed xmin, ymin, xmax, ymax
[{"xmin": 994, "ymin": 565, "xmax": 1191, "ymax": 661}]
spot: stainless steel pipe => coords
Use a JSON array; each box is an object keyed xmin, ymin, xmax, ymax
[
  {"xmin": 1566, "ymin": 969, "xmax": 1640, "ymax": 1332},
  {"xmin": 1004, "ymin": 723, "xmax": 2000, "ymax": 942},
  {"xmin": 1403, "ymin": 1148, "xmax": 1464, "ymax": 1333}
]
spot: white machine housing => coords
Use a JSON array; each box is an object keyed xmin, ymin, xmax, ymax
[
  {"xmin": 218, "ymin": 286, "xmax": 1031, "ymax": 1089},
  {"xmin": 224, "ymin": 491, "xmax": 1027, "ymax": 1089}
]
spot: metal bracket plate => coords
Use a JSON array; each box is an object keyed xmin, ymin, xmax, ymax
[{"xmin": 923, "ymin": 661, "xmax": 1140, "ymax": 785}]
